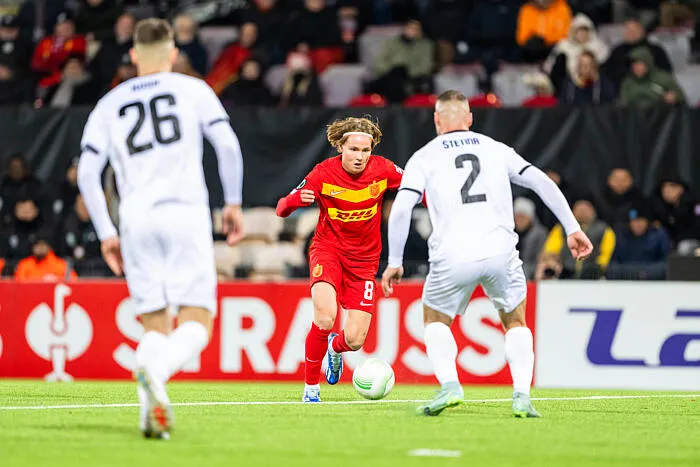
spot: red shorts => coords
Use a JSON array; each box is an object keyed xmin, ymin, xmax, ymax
[{"xmin": 308, "ymin": 247, "xmax": 378, "ymax": 314}]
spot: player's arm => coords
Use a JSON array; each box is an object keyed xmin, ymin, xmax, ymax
[
  {"xmin": 275, "ymin": 171, "xmax": 319, "ymax": 218},
  {"xmin": 198, "ymin": 83, "xmax": 245, "ymax": 245},
  {"xmin": 507, "ymin": 149, "xmax": 593, "ymax": 260},
  {"xmin": 77, "ymin": 104, "xmax": 123, "ymax": 275}
]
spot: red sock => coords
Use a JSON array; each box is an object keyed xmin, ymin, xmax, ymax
[
  {"xmin": 304, "ymin": 323, "xmax": 330, "ymax": 385},
  {"xmin": 331, "ymin": 330, "xmax": 354, "ymax": 353}
]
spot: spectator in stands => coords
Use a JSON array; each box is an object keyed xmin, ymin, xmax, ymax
[
  {"xmin": 541, "ymin": 197, "xmax": 615, "ymax": 279},
  {"xmin": 75, "ymin": 0, "xmax": 123, "ymax": 43},
  {"xmin": 37, "ymin": 53, "xmax": 101, "ymax": 108},
  {"xmin": 278, "ymin": 48, "xmax": 323, "ymax": 106},
  {"xmin": 0, "ymin": 153, "xmax": 41, "ymax": 226},
  {"xmin": 421, "ymin": 0, "xmax": 472, "ymax": 68},
  {"xmin": 0, "ymin": 14, "xmax": 32, "ymax": 105},
  {"xmin": 607, "ymin": 204, "xmax": 670, "ymax": 280},
  {"xmin": 380, "ymin": 195, "xmax": 428, "ymax": 278},
  {"xmin": 651, "ymin": 173, "xmax": 700, "ymax": 248},
  {"xmin": 557, "ymin": 51, "xmax": 616, "ymax": 105},
  {"xmin": 239, "ymin": 0, "xmax": 286, "ymax": 64},
  {"xmin": 60, "ymin": 193, "xmax": 109, "ymax": 276},
  {"xmin": 173, "ymin": 52, "xmax": 202, "ymax": 78},
  {"xmin": 604, "ymin": 14, "xmax": 673, "ymax": 88},
  {"xmin": 513, "ymin": 197, "xmax": 547, "ymax": 279},
  {"xmin": 205, "ymin": 22, "xmax": 258, "ymax": 96},
  {"xmin": 52, "ymin": 158, "xmax": 79, "ymax": 224},
  {"xmin": 599, "ymin": 167, "xmax": 645, "ymax": 230},
  {"xmin": 461, "ymin": 0, "xmax": 522, "ymax": 74},
  {"xmin": 528, "ymin": 168, "xmax": 581, "ymax": 229},
  {"xmin": 337, "ymin": 4, "xmax": 363, "ymax": 63},
  {"xmin": 620, "ymin": 46, "xmax": 685, "ymax": 106},
  {"xmin": 1, "ymin": 194, "xmax": 50, "ymax": 260},
  {"xmin": 366, "ymin": 19, "xmax": 434, "ymax": 103},
  {"xmin": 89, "ymin": 12, "xmax": 134, "ymax": 92},
  {"xmin": 516, "ymin": 0, "xmax": 572, "ymax": 62},
  {"xmin": 14, "ymin": 230, "xmax": 76, "ymax": 281},
  {"xmin": 544, "ymin": 13, "xmax": 609, "ymax": 92},
  {"xmin": 522, "ymin": 71, "xmax": 558, "ymax": 107},
  {"xmin": 16, "ymin": 0, "xmax": 69, "ymax": 43},
  {"xmin": 220, "ymin": 58, "xmax": 274, "ymax": 105},
  {"xmin": 534, "ymin": 252, "xmax": 563, "ymax": 280},
  {"xmin": 173, "ymin": 13, "xmax": 208, "ymax": 76},
  {"xmin": 31, "ymin": 11, "xmax": 87, "ymax": 91},
  {"xmin": 109, "ymin": 52, "xmax": 137, "ymax": 89},
  {"xmin": 286, "ymin": 0, "xmax": 344, "ymax": 73},
  {"xmin": 659, "ymin": 0, "xmax": 700, "ymax": 27}
]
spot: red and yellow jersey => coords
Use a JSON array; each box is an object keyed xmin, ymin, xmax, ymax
[{"xmin": 276, "ymin": 155, "xmax": 404, "ymax": 263}]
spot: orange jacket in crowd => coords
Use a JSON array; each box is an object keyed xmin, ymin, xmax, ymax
[
  {"xmin": 32, "ymin": 35, "xmax": 87, "ymax": 87},
  {"xmin": 14, "ymin": 251, "xmax": 77, "ymax": 282},
  {"xmin": 205, "ymin": 44, "xmax": 252, "ymax": 96},
  {"xmin": 516, "ymin": 0, "xmax": 572, "ymax": 47}
]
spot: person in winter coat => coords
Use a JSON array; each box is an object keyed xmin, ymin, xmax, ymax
[
  {"xmin": 544, "ymin": 13, "xmax": 609, "ymax": 91},
  {"xmin": 557, "ymin": 50, "xmax": 616, "ymax": 105},
  {"xmin": 650, "ymin": 173, "xmax": 700, "ymax": 248},
  {"xmin": 620, "ymin": 46, "xmax": 685, "ymax": 106},
  {"xmin": 598, "ymin": 167, "xmax": 645, "ymax": 230},
  {"xmin": 220, "ymin": 58, "xmax": 275, "ymax": 106}
]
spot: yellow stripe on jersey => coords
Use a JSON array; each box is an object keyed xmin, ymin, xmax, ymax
[
  {"xmin": 321, "ymin": 179, "xmax": 388, "ymax": 203},
  {"xmin": 327, "ymin": 204, "xmax": 378, "ymax": 222}
]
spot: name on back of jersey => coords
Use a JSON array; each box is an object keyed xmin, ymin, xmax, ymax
[{"xmin": 442, "ymin": 137, "xmax": 480, "ymax": 149}]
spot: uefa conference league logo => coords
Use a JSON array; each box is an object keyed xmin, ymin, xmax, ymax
[{"xmin": 25, "ymin": 284, "xmax": 93, "ymax": 381}]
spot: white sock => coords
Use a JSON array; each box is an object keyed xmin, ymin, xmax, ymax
[
  {"xmin": 150, "ymin": 321, "xmax": 209, "ymax": 384},
  {"xmin": 304, "ymin": 384, "xmax": 320, "ymax": 392},
  {"xmin": 424, "ymin": 322, "xmax": 459, "ymax": 386},
  {"xmin": 135, "ymin": 331, "xmax": 168, "ymax": 427},
  {"xmin": 505, "ymin": 327, "xmax": 534, "ymax": 396}
]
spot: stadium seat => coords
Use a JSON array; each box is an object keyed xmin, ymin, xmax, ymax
[
  {"xmin": 403, "ymin": 93, "xmax": 438, "ymax": 107},
  {"xmin": 243, "ymin": 207, "xmax": 283, "ymax": 243},
  {"xmin": 492, "ymin": 64, "xmax": 539, "ymax": 107},
  {"xmin": 295, "ymin": 208, "xmax": 320, "ymax": 241},
  {"xmin": 348, "ymin": 94, "xmax": 387, "ymax": 107},
  {"xmin": 275, "ymin": 242, "xmax": 306, "ymax": 267},
  {"xmin": 469, "ymin": 93, "xmax": 502, "ymax": 108},
  {"xmin": 264, "ymin": 65, "xmax": 289, "ymax": 96},
  {"xmin": 320, "ymin": 64, "xmax": 368, "ymax": 107},
  {"xmin": 433, "ymin": 64, "xmax": 483, "ymax": 98},
  {"xmin": 125, "ymin": 3, "xmax": 156, "ymax": 20},
  {"xmin": 358, "ymin": 25, "xmax": 403, "ymax": 73},
  {"xmin": 675, "ymin": 65, "xmax": 700, "ymax": 107},
  {"xmin": 213, "ymin": 241, "xmax": 242, "ymax": 278},
  {"xmin": 649, "ymin": 27, "xmax": 693, "ymax": 72},
  {"xmin": 249, "ymin": 244, "xmax": 288, "ymax": 281},
  {"xmin": 199, "ymin": 26, "xmax": 239, "ymax": 68}
]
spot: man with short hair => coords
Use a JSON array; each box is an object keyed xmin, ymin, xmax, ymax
[
  {"xmin": 382, "ymin": 90, "xmax": 593, "ymax": 418},
  {"xmin": 77, "ymin": 18, "xmax": 245, "ymax": 439}
]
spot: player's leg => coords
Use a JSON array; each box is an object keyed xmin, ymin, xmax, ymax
[
  {"xmin": 304, "ymin": 281, "xmax": 339, "ymax": 401},
  {"xmin": 483, "ymin": 251, "xmax": 540, "ymax": 418},
  {"xmin": 417, "ymin": 263, "xmax": 475, "ymax": 416}
]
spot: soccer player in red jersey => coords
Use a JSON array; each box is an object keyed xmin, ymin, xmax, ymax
[{"xmin": 276, "ymin": 117, "xmax": 406, "ymax": 402}]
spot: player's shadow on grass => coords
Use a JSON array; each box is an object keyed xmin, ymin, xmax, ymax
[{"xmin": 37, "ymin": 423, "xmax": 135, "ymax": 436}]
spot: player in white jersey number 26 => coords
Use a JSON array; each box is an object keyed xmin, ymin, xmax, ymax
[
  {"xmin": 77, "ymin": 19, "xmax": 245, "ymax": 439},
  {"xmin": 381, "ymin": 90, "xmax": 593, "ymax": 418}
]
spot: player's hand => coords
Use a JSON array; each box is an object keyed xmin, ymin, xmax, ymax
[
  {"xmin": 567, "ymin": 230, "xmax": 593, "ymax": 261},
  {"xmin": 300, "ymin": 189, "xmax": 315, "ymax": 205},
  {"xmin": 381, "ymin": 266, "xmax": 404, "ymax": 297},
  {"xmin": 222, "ymin": 204, "xmax": 245, "ymax": 246},
  {"xmin": 101, "ymin": 236, "xmax": 124, "ymax": 276}
]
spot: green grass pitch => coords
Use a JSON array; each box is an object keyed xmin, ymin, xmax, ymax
[{"xmin": 0, "ymin": 381, "xmax": 698, "ymax": 467}]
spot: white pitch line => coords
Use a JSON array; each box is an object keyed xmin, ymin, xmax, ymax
[{"xmin": 0, "ymin": 394, "xmax": 697, "ymax": 411}]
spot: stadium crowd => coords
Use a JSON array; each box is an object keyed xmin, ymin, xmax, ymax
[{"xmin": 0, "ymin": 0, "xmax": 698, "ymax": 281}]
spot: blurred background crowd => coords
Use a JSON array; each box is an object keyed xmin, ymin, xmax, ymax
[{"xmin": 0, "ymin": 0, "xmax": 698, "ymax": 282}]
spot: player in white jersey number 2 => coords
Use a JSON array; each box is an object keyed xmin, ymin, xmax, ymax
[
  {"xmin": 381, "ymin": 91, "xmax": 593, "ymax": 418},
  {"xmin": 77, "ymin": 19, "xmax": 245, "ymax": 439}
]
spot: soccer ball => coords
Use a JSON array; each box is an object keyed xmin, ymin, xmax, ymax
[{"xmin": 352, "ymin": 358, "xmax": 395, "ymax": 400}]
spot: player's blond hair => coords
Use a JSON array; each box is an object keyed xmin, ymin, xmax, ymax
[
  {"xmin": 326, "ymin": 117, "xmax": 382, "ymax": 151},
  {"xmin": 133, "ymin": 18, "xmax": 174, "ymax": 62}
]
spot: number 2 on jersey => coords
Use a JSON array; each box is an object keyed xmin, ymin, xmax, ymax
[
  {"xmin": 454, "ymin": 153, "xmax": 487, "ymax": 204},
  {"xmin": 119, "ymin": 93, "xmax": 182, "ymax": 156}
]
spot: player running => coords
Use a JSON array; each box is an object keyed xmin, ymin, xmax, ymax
[
  {"xmin": 381, "ymin": 91, "xmax": 593, "ymax": 418},
  {"xmin": 77, "ymin": 19, "xmax": 244, "ymax": 438},
  {"xmin": 276, "ymin": 117, "xmax": 406, "ymax": 403}
]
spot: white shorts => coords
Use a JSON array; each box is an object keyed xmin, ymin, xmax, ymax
[
  {"xmin": 423, "ymin": 250, "xmax": 527, "ymax": 319},
  {"xmin": 120, "ymin": 204, "xmax": 217, "ymax": 316}
]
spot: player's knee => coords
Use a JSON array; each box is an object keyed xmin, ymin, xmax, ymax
[
  {"xmin": 313, "ymin": 313, "xmax": 336, "ymax": 331},
  {"xmin": 344, "ymin": 329, "xmax": 366, "ymax": 350}
]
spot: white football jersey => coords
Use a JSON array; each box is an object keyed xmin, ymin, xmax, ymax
[
  {"xmin": 80, "ymin": 72, "xmax": 229, "ymax": 219},
  {"xmin": 400, "ymin": 130, "xmax": 532, "ymax": 263}
]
